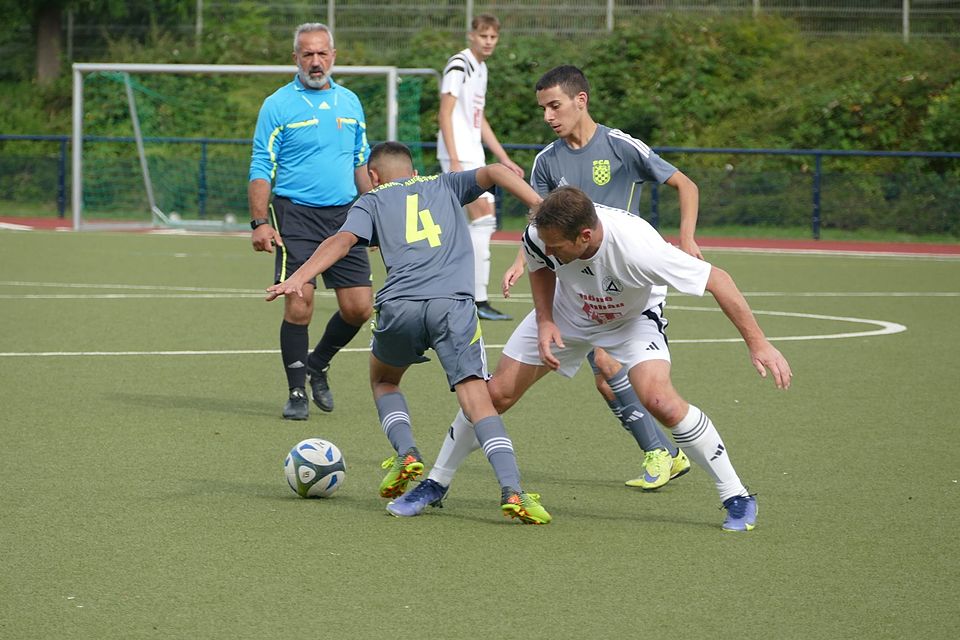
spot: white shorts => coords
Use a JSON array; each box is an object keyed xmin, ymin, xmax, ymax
[
  {"xmin": 502, "ymin": 306, "xmax": 671, "ymax": 378},
  {"xmin": 440, "ymin": 158, "xmax": 495, "ymax": 204}
]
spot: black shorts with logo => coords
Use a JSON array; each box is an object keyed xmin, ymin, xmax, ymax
[{"xmin": 269, "ymin": 196, "xmax": 372, "ymax": 289}]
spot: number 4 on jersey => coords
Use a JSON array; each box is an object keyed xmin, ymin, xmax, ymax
[{"xmin": 405, "ymin": 194, "xmax": 442, "ymax": 247}]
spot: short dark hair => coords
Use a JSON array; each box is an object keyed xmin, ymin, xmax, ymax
[
  {"xmin": 535, "ymin": 65, "xmax": 590, "ymax": 99},
  {"xmin": 369, "ymin": 141, "xmax": 413, "ymax": 168},
  {"xmin": 533, "ymin": 186, "xmax": 598, "ymax": 240},
  {"xmin": 472, "ymin": 13, "xmax": 500, "ymax": 32}
]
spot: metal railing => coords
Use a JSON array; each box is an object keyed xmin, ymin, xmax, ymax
[{"xmin": 2, "ymin": 134, "xmax": 958, "ymax": 238}]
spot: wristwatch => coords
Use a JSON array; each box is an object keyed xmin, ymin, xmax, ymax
[{"xmin": 250, "ymin": 218, "xmax": 270, "ymax": 230}]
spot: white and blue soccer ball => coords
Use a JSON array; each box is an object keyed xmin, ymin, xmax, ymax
[{"xmin": 284, "ymin": 438, "xmax": 346, "ymax": 498}]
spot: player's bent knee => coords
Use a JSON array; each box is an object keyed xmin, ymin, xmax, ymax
[
  {"xmin": 488, "ymin": 383, "xmax": 520, "ymax": 415},
  {"xmin": 635, "ymin": 391, "xmax": 685, "ymax": 427},
  {"xmin": 340, "ymin": 306, "xmax": 372, "ymax": 326}
]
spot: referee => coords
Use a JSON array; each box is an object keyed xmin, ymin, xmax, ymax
[{"xmin": 248, "ymin": 22, "xmax": 373, "ymax": 420}]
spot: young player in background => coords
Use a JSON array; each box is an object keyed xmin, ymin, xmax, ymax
[
  {"xmin": 266, "ymin": 142, "xmax": 550, "ymax": 524},
  {"xmin": 437, "ymin": 13, "xmax": 524, "ymax": 321}
]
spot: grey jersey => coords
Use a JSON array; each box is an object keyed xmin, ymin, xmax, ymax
[
  {"xmin": 530, "ymin": 124, "xmax": 677, "ymax": 214},
  {"xmin": 340, "ymin": 170, "xmax": 486, "ymax": 307}
]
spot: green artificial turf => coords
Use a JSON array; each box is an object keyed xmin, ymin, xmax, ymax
[{"xmin": 1, "ymin": 230, "xmax": 958, "ymax": 639}]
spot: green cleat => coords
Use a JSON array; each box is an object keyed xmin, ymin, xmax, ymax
[
  {"xmin": 670, "ymin": 449, "xmax": 691, "ymax": 480},
  {"xmin": 379, "ymin": 447, "xmax": 424, "ymax": 498},
  {"xmin": 501, "ymin": 488, "xmax": 552, "ymax": 525},
  {"xmin": 625, "ymin": 449, "xmax": 673, "ymax": 490}
]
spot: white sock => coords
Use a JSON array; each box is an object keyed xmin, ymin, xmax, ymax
[
  {"xmin": 469, "ymin": 215, "xmax": 496, "ymax": 302},
  {"xmin": 428, "ymin": 409, "xmax": 481, "ymax": 487},
  {"xmin": 669, "ymin": 405, "xmax": 747, "ymax": 502}
]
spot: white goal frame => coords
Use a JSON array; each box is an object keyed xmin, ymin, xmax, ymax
[{"xmin": 70, "ymin": 62, "xmax": 438, "ymax": 230}]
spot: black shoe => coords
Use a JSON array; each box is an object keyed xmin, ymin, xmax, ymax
[
  {"xmin": 476, "ymin": 301, "xmax": 512, "ymax": 321},
  {"xmin": 307, "ymin": 363, "xmax": 334, "ymax": 412},
  {"xmin": 283, "ymin": 387, "xmax": 309, "ymax": 420}
]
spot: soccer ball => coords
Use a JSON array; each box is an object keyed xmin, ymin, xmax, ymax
[{"xmin": 284, "ymin": 438, "xmax": 346, "ymax": 498}]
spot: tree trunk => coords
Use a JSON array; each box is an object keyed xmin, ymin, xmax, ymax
[{"xmin": 36, "ymin": 5, "xmax": 62, "ymax": 84}]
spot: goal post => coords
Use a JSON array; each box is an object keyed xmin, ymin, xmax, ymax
[{"xmin": 71, "ymin": 62, "xmax": 437, "ymax": 231}]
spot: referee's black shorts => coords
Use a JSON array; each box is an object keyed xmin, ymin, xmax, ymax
[{"xmin": 269, "ymin": 196, "xmax": 372, "ymax": 289}]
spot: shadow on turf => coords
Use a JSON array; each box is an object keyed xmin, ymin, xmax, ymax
[
  {"xmin": 167, "ymin": 474, "xmax": 718, "ymax": 529},
  {"xmin": 107, "ymin": 390, "xmax": 289, "ymax": 418}
]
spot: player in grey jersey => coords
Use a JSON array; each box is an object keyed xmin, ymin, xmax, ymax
[
  {"xmin": 266, "ymin": 142, "xmax": 550, "ymax": 524},
  {"xmin": 518, "ymin": 65, "xmax": 704, "ymax": 490},
  {"xmin": 426, "ymin": 65, "xmax": 704, "ymax": 495}
]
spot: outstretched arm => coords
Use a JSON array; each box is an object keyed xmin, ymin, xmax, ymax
[
  {"xmin": 664, "ymin": 170, "xmax": 702, "ymax": 260},
  {"xmin": 705, "ymin": 266, "xmax": 792, "ymax": 389},
  {"xmin": 265, "ymin": 231, "xmax": 359, "ymax": 301},
  {"xmin": 475, "ymin": 163, "xmax": 541, "ymax": 208}
]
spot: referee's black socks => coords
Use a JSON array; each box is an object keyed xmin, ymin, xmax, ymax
[
  {"xmin": 280, "ymin": 320, "xmax": 309, "ymax": 390},
  {"xmin": 309, "ymin": 311, "xmax": 363, "ymax": 372}
]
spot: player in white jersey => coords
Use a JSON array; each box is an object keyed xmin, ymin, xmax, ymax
[
  {"xmin": 394, "ymin": 187, "xmax": 792, "ymax": 531},
  {"xmin": 437, "ymin": 13, "xmax": 524, "ymax": 321}
]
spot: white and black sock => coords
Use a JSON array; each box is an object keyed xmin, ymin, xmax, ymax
[
  {"xmin": 669, "ymin": 405, "xmax": 747, "ymax": 502},
  {"xmin": 428, "ymin": 409, "xmax": 481, "ymax": 487}
]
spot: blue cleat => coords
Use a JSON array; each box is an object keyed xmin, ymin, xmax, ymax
[
  {"xmin": 721, "ymin": 494, "xmax": 758, "ymax": 532},
  {"xmin": 386, "ymin": 479, "xmax": 448, "ymax": 517}
]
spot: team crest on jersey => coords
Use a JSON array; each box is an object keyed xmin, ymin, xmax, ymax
[
  {"xmin": 602, "ymin": 276, "xmax": 623, "ymax": 296},
  {"xmin": 592, "ymin": 160, "xmax": 611, "ymax": 186}
]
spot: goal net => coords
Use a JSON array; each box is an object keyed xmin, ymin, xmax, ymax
[{"xmin": 71, "ymin": 63, "xmax": 437, "ymax": 231}]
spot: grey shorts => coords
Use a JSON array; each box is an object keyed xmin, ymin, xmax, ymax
[
  {"xmin": 270, "ymin": 196, "xmax": 372, "ymax": 289},
  {"xmin": 372, "ymin": 298, "xmax": 490, "ymax": 390}
]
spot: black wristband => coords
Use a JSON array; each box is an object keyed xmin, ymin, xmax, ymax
[{"xmin": 250, "ymin": 218, "xmax": 270, "ymax": 230}]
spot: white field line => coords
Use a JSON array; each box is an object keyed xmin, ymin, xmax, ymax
[
  {"xmin": 0, "ymin": 305, "xmax": 906, "ymax": 358},
  {"xmin": 0, "ymin": 280, "xmax": 958, "ymax": 301}
]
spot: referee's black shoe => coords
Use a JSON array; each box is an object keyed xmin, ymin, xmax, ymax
[
  {"xmin": 477, "ymin": 301, "xmax": 512, "ymax": 321},
  {"xmin": 307, "ymin": 363, "xmax": 335, "ymax": 412},
  {"xmin": 283, "ymin": 387, "xmax": 309, "ymax": 420}
]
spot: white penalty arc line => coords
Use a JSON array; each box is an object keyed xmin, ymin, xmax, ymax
[
  {"xmin": 666, "ymin": 305, "xmax": 907, "ymax": 342},
  {"xmin": 0, "ymin": 308, "xmax": 905, "ymax": 358}
]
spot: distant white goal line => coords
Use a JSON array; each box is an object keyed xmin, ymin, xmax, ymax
[{"xmin": 70, "ymin": 62, "xmax": 439, "ymax": 231}]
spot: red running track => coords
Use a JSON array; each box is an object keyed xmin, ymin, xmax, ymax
[{"xmin": 1, "ymin": 216, "xmax": 956, "ymax": 257}]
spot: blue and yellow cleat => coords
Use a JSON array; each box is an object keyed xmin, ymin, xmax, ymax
[
  {"xmin": 625, "ymin": 449, "xmax": 673, "ymax": 490},
  {"xmin": 721, "ymin": 494, "xmax": 758, "ymax": 532},
  {"xmin": 670, "ymin": 449, "xmax": 691, "ymax": 480},
  {"xmin": 386, "ymin": 479, "xmax": 448, "ymax": 517}
]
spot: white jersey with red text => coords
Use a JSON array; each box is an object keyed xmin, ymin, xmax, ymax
[{"xmin": 522, "ymin": 204, "xmax": 712, "ymax": 331}]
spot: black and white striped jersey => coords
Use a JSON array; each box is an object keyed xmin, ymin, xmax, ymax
[{"xmin": 437, "ymin": 48, "xmax": 487, "ymax": 164}]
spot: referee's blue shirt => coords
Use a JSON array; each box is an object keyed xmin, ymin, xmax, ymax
[{"xmin": 249, "ymin": 75, "xmax": 370, "ymax": 208}]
